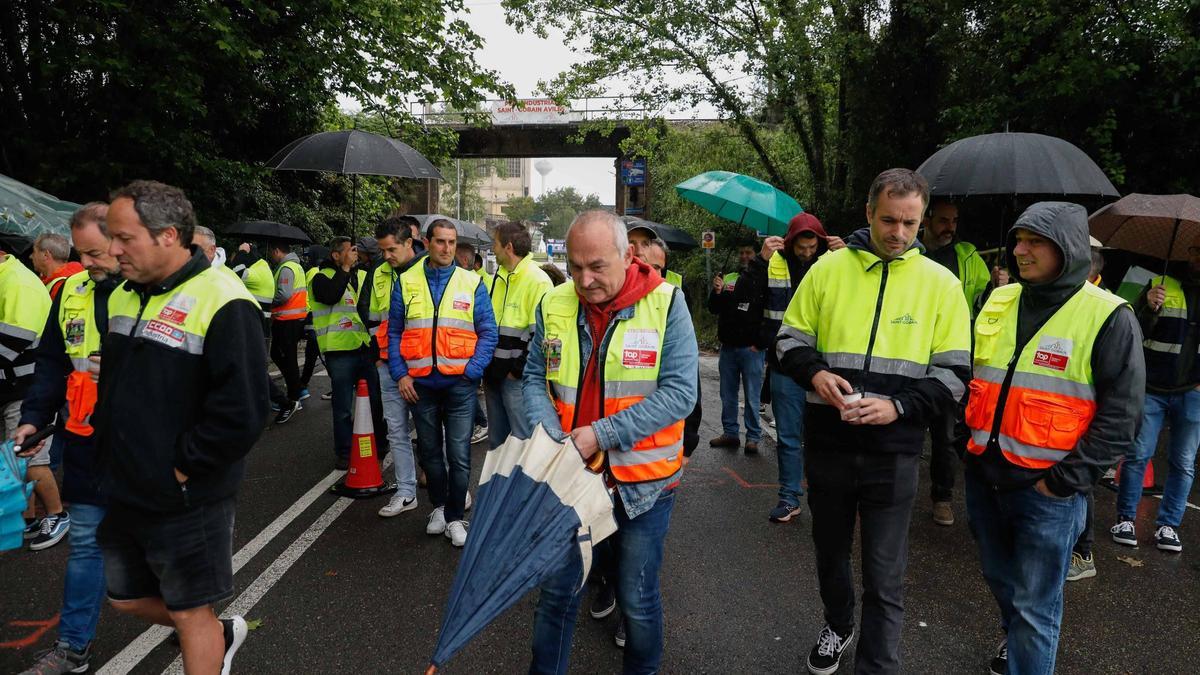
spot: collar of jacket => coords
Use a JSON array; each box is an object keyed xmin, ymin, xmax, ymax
[
  {"xmin": 122, "ymin": 246, "xmax": 208, "ymax": 298},
  {"xmin": 844, "ymin": 227, "xmax": 924, "ymax": 270},
  {"xmin": 502, "ymin": 253, "xmax": 536, "ymax": 279}
]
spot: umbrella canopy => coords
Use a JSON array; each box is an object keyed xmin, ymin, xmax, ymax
[
  {"xmin": 622, "ymin": 216, "xmax": 698, "ymax": 251},
  {"xmin": 674, "ymin": 171, "xmax": 803, "ymax": 237},
  {"xmin": 0, "ymin": 173, "xmax": 80, "ymax": 239},
  {"xmin": 223, "ymin": 220, "xmax": 312, "ymax": 245},
  {"xmin": 1089, "ymin": 193, "xmax": 1200, "ymax": 264},
  {"xmin": 917, "ymin": 132, "xmax": 1119, "ymax": 198},
  {"xmin": 411, "ymin": 214, "xmax": 491, "ymax": 247},
  {"xmin": 428, "ymin": 425, "xmax": 617, "ymax": 671},
  {"xmin": 266, "ymin": 129, "xmax": 443, "ymax": 180}
]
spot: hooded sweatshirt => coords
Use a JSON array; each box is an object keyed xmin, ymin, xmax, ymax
[
  {"xmin": 751, "ymin": 213, "xmax": 829, "ymax": 353},
  {"xmin": 965, "ymin": 202, "xmax": 1145, "ymax": 496},
  {"xmin": 575, "ymin": 258, "xmax": 663, "ymax": 430}
]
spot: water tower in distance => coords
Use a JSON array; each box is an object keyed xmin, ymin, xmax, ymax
[{"xmin": 534, "ymin": 159, "xmax": 554, "ymax": 195}]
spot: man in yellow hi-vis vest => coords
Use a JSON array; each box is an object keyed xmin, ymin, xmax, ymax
[
  {"xmin": 964, "ymin": 202, "xmax": 1143, "ymax": 675},
  {"xmin": 775, "ymin": 169, "xmax": 971, "ymax": 674},
  {"xmin": 523, "ymin": 211, "xmax": 698, "ymax": 673}
]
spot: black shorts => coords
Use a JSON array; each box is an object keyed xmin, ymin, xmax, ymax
[{"xmin": 98, "ymin": 497, "xmax": 236, "ymax": 611}]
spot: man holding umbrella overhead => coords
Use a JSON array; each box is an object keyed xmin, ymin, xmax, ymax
[{"xmin": 523, "ymin": 211, "xmax": 698, "ymax": 674}]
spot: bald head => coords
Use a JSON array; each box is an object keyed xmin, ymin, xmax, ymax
[{"xmin": 566, "ymin": 210, "xmax": 633, "ymax": 304}]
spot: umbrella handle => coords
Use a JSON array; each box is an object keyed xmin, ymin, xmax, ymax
[{"xmin": 585, "ymin": 451, "xmax": 606, "ymax": 474}]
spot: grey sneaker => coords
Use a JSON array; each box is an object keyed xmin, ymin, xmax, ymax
[
  {"xmin": 19, "ymin": 640, "xmax": 89, "ymax": 674},
  {"xmin": 1066, "ymin": 552, "xmax": 1096, "ymax": 581}
]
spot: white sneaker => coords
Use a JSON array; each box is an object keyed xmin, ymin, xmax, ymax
[
  {"xmin": 426, "ymin": 506, "xmax": 447, "ymax": 535},
  {"xmin": 471, "ymin": 425, "xmax": 489, "ymax": 444},
  {"xmin": 378, "ymin": 494, "xmax": 418, "ymax": 518},
  {"xmin": 446, "ymin": 520, "xmax": 468, "ymax": 547},
  {"xmin": 465, "ymin": 491, "xmax": 473, "ymax": 511},
  {"xmin": 220, "ymin": 615, "xmax": 248, "ymax": 675}
]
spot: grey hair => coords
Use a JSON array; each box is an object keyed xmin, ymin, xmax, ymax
[
  {"xmin": 70, "ymin": 202, "xmax": 109, "ymax": 236},
  {"xmin": 110, "ymin": 180, "xmax": 197, "ymax": 246},
  {"xmin": 645, "ymin": 237, "xmax": 669, "ymax": 265},
  {"xmin": 567, "ymin": 210, "xmax": 628, "ymax": 255},
  {"xmin": 34, "ymin": 233, "xmax": 71, "ymax": 262},
  {"xmin": 193, "ymin": 225, "xmax": 216, "ymax": 246}
]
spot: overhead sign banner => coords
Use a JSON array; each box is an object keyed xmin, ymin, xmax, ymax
[{"xmin": 490, "ymin": 99, "xmax": 583, "ymax": 125}]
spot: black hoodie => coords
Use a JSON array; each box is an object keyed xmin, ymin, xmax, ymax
[{"xmin": 966, "ymin": 202, "xmax": 1145, "ymax": 496}]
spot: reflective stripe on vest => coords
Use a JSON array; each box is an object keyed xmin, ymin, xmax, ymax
[
  {"xmin": 964, "ymin": 283, "xmax": 1124, "ymax": 469},
  {"xmin": 540, "ymin": 281, "xmax": 683, "ymax": 484},
  {"xmin": 765, "ymin": 251, "xmax": 790, "ymax": 320},
  {"xmin": 241, "ymin": 259, "xmax": 275, "ymax": 317},
  {"xmin": 272, "ymin": 259, "xmax": 308, "ymax": 320},
  {"xmin": 369, "ymin": 261, "xmax": 398, "ymax": 360},
  {"xmin": 108, "ymin": 265, "xmax": 258, "ymax": 357},
  {"xmin": 0, "ymin": 254, "xmax": 51, "ymax": 362},
  {"xmin": 1139, "ymin": 275, "xmax": 1200, "ymax": 385},
  {"xmin": 310, "ymin": 268, "xmax": 370, "ymax": 353},
  {"xmin": 58, "ymin": 270, "xmax": 103, "ymax": 436},
  {"xmin": 398, "ymin": 263, "xmax": 481, "ymax": 377}
]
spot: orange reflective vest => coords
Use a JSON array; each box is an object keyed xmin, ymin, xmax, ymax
[
  {"xmin": 271, "ymin": 258, "xmax": 308, "ymax": 321},
  {"xmin": 965, "ymin": 283, "xmax": 1125, "ymax": 469},
  {"xmin": 540, "ymin": 281, "xmax": 683, "ymax": 484},
  {"xmin": 57, "ymin": 271, "xmax": 102, "ymax": 436},
  {"xmin": 397, "ymin": 262, "xmax": 481, "ymax": 377}
]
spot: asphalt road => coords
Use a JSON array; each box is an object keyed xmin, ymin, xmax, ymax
[{"xmin": 2, "ymin": 356, "xmax": 1199, "ymax": 674}]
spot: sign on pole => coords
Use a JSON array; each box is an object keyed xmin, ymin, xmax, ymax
[{"xmin": 701, "ymin": 231, "xmax": 715, "ymax": 249}]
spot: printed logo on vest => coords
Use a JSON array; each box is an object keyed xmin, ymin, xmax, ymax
[
  {"xmin": 622, "ymin": 328, "xmax": 660, "ymax": 369},
  {"xmin": 452, "ymin": 292, "xmax": 472, "ymax": 312},
  {"xmin": 1033, "ymin": 336, "xmax": 1073, "ymax": 372},
  {"xmin": 158, "ymin": 293, "xmax": 196, "ymax": 325},
  {"xmin": 65, "ymin": 317, "xmax": 86, "ymax": 347},
  {"xmin": 544, "ymin": 338, "xmax": 562, "ymax": 372},
  {"xmin": 891, "ymin": 313, "xmax": 917, "ymax": 325},
  {"xmin": 142, "ymin": 320, "xmax": 186, "ymax": 348}
]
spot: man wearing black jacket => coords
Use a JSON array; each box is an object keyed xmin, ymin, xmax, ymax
[
  {"xmin": 93, "ymin": 181, "xmax": 266, "ymax": 674},
  {"xmin": 963, "ymin": 202, "xmax": 1143, "ymax": 675},
  {"xmin": 707, "ymin": 245, "xmax": 767, "ymax": 453}
]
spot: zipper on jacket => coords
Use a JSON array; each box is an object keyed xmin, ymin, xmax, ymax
[
  {"xmin": 431, "ymin": 289, "xmax": 440, "ymax": 369},
  {"xmin": 180, "ymin": 481, "xmax": 191, "ymax": 508},
  {"xmin": 861, "ymin": 262, "xmax": 890, "ymax": 375},
  {"xmin": 988, "ymin": 351, "xmax": 1021, "ymax": 446}
]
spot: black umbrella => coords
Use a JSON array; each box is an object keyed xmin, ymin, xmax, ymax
[
  {"xmin": 917, "ymin": 132, "xmax": 1119, "ymax": 252},
  {"xmin": 621, "ymin": 216, "xmax": 699, "ymax": 251},
  {"xmin": 224, "ymin": 220, "xmax": 312, "ymax": 245},
  {"xmin": 266, "ymin": 130, "xmax": 444, "ymax": 233},
  {"xmin": 411, "ymin": 214, "xmax": 491, "ymax": 247}
]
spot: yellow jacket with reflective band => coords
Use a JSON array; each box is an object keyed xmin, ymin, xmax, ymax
[
  {"xmin": 953, "ymin": 241, "xmax": 991, "ymax": 316},
  {"xmin": 272, "ymin": 259, "xmax": 308, "ymax": 320},
  {"xmin": 541, "ymin": 280, "xmax": 683, "ymax": 484},
  {"xmin": 108, "ymin": 265, "xmax": 257, "ymax": 356},
  {"xmin": 965, "ymin": 282, "xmax": 1125, "ymax": 469},
  {"xmin": 476, "ymin": 266, "xmax": 493, "ymax": 290},
  {"xmin": 0, "ymin": 253, "xmax": 51, "ymax": 388},
  {"xmin": 57, "ymin": 270, "xmax": 103, "ymax": 435},
  {"xmin": 488, "ymin": 254, "xmax": 553, "ymax": 377},
  {"xmin": 764, "ymin": 251, "xmax": 791, "ymax": 321},
  {"xmin": 398, "ymin": 263, "xmax": 481, "ymax": 377},
  {"xmin": 368, "ymin": 261, "xmax": 400, "ymax": 360},
  {"xmin": 240, "ymin": 259, "xmax": 275, "ymax": 316},
  {"xmin": 1138, "ymin": 274, "xmax": 1199, "ymax": 386},
  {"xmin": 310, "ymin": 268, "xmax": 370, "ymax": 353}
]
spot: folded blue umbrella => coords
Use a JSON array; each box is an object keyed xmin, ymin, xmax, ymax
[{"xmin": 427, "ymin": 425, "xmax": 618, "ymax": 672}]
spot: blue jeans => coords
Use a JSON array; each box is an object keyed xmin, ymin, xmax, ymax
[
  {"xmin": 530, "ymin": 490, "xmax": 676, "ymax": 675},
  {"xmin": 377, "ymin": 363, "xmax": 417, "ymax": 499},
  {"xmin": 771, "ymin": 370, "xmax": 806, "ymax": 506},
  {"xmin": 325, "ymin": 350, "xmax": 383, "ymax": 459},
  {"xmin": 1117, "ymin": 390, "xmax": 1200, "ymax": 527},
  {"xmin": 412, "ymin": 379, "xmax": 475, "ymax": 522},
  {"xmin": 966, "ymin": 471, "xmax": 1085, "ymax": 675},
  {"xmin": 59, "ymin": 503, "xmax": 107, "ymax": 652},
  {"xmin": 486, "ymin": 376, "xmax": 532, "ymax": 449},
  {"xmin": 718, "ymin": 346, "xmax": 764, "ymax": 442}
]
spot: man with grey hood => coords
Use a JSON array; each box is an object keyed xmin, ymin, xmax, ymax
[{"xmin": 962, "ymin": 202, "xmax": 1143, "ymax": 675}]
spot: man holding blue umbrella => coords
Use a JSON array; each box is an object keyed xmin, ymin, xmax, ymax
[{"xmin": 523, "ymin": 210, "xmax": 698, "ymax": 674}]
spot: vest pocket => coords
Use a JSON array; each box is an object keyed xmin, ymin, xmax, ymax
[
  {"xmin": 1017, "ymin": 394, "xmax": 1085, "ymax": 451},
  {"xmin": 964, "ymin": 379, "xmax": 995, "ymax": 430}
]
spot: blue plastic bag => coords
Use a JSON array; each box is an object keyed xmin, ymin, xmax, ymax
[{"xmin": 0, "ymin": 439, "xmax": 33, "ymax": 552}]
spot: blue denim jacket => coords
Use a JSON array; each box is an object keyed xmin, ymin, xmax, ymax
[{"xmin": 522, "ymin": 285, "xmax": 699, "ymax": 518}]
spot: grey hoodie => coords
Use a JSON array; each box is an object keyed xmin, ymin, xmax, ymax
[{"xmin": 967, "ymin": 202, "xmax": 1145, "ymax": 496}]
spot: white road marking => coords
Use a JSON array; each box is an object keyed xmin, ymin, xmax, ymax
[
  {"xmin": 1151, "ymin": 493, "xmax": 1200, "ymax": 511},
  {"xmin": 96, "ymin": 464, "xmax": 359, "ymax": 674}
]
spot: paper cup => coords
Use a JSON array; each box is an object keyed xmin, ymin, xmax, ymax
[{"xmin": 840, "ymin": 392, "xmax": 863, "ymax": 421}]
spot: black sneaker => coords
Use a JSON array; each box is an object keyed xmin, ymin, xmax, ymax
[
  {"xmin": 23, "ymin": 517, "xmax": 43, "ymax": 540},
  {"xmin": 768, "ymin": 500, "xmax": 802, "ymax": 523},
  {"xmin": 30, "ymin": 512, "xmax": 71, "ymax": 551},
  {"xmin": 320, "ymin": 391, "xmax": 333, "ymax": 401},
  {"xmin": 274, "ymin": 400, "xmax": 301, "ymax": 424},
  {"xmin": 19, "ymin": 639, "xmax": 89, "ymax": 674},
  {"xmin": 806, "ymin": 625, "xmax": 854, "ymax": 675},
  {"xmin": 1110, "ymin": 520, "xmax": 1137, "ymax": 546},
  {"xmin": 590, "ymin": 581, "xmax": 616, "ymax": 619},
  {"xmin": 613, "ymin": 614, "xmax": 626, "ymax": 649},
  {"xmin": 989, "ymin": 639, "xmax": 1007, "ymax": 675},
  {"xmin": 1156, "ymin": 525, "xmax": 1183, "ymax": 552},
  {"xmin": 334, "ymin": 456, "xmax": 349, "ymax": 471},
  {"xmin": 220, "ymin": 616, "xmax": 248, "ymax": 675}
]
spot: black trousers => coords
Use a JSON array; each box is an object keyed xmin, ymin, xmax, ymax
[
  {"xmin": 1073, "ymin": 490, "xmax": 1095, "ymax": 556},
  {"xmin": 929, "ymin": 403, "xmax": 967, "ymax": 502},
  {"xmin": 683, "ymin": 366, "xmax": 702, "ymax": 456},
  {"xmin": 808, "ymin": 448, "xmax": 919, "ymax": 675},
  {"xmin": 300, "ymin": 325, "xmax": 321, "ymax": 386},
  {"xmin": 270, "ymin": 319, "xmax": 305, "ymax": 402}
]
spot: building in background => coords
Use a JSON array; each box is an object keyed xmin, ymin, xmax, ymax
[{"xmin": 477, "ymin": 158, "xmax": 532, "ymax": 219}]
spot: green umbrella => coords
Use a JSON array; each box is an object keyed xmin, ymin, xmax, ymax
[
  {"xmin": 674, "ymin": 171, "xmax": 803, "ymax": 236},
  {"xmin": 0, "ymin": 173, "xmax": 79, "ymax": 239}
]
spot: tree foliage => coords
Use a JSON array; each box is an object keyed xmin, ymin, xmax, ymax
[
  {"xmin": 534, "ymin": 187, "xmax": 604, "ymax": 238},
  {"xmin": 0, "ymin": 0, "xmax": 512, "ymax": 240}
]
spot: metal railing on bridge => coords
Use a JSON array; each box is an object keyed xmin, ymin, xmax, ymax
[{"xmin": 413, "ymin": 97, "xmax": 664, "ymax": 126}]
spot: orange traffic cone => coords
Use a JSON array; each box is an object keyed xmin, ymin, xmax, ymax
[
  {"xmin": 1114, "ymin": 457, "xmax": 1155, "ymax": 490},
  {"xmin": 330, "ymin": 379, "xmax": 396, "ymax": 499}
]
